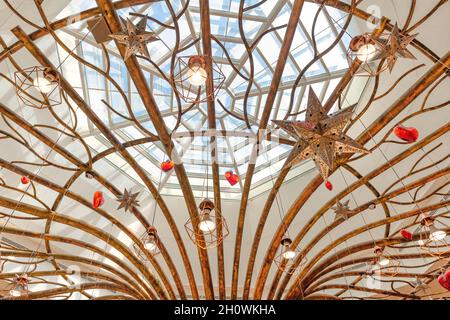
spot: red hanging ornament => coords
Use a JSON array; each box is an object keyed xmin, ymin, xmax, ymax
[
  {"xmin": 325, "ymin": 181, "xmax": 333, "ymax": 191},
  {"xmin": 160, "ymin": 160, "xmax": 174, "ymax": 172},
  {"xmin": 393, "ymin": 125, "xmax": 419, "ymax": 143},
  {"xmin": 225, "ymin": 171, "xmax": 239, "ymax": 186},
  {"xmin": 93, "ymin": 191, "xmax": 104, "ymax": 209},
  {"xmin": 438, "ymin": 270, "xmax": 450, "ymax": 291},
  {"xmin": 400, "ymin": 229, "xmax": 413, "ymax": 241},
  {"xmin": 20, "ymin": 176, "xmax": 29, "ymax": 184}
]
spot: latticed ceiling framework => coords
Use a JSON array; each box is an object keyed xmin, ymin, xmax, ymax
[{"xmin": 0, "ymin": 0, "xmax": 448, "ymax": 300}]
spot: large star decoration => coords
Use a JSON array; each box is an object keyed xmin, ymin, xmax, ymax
[
  {"xmin": 116, "ymin": 189, "xmax": 140, "ymax": 212},
  {"xmin": 109, "ymin": 17, "xmax": 158, "ymax": 61},
  {"xmin": 273, "ymin": 89, "xmax": 369, "ymax": 180},
  {"xmin": 375, "ymin": 23, "xmax": 417, "ymax": 72},
  {"xmin": 332, "ymin": 200, "xmax": 353, "ymax": 222}
]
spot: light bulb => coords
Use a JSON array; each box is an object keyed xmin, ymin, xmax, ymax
[
  {"xmin": 379, "ymin": 257, "xmax": 390, "ymax": 266},
  {"xmin": 9, "ymin": 284, "xmax": 25, "ymax": 297},
  {"xmin": 199, "ymin": 216, "xmax": 216, "ymax": 233},
  {"xmin": 187, "ymin": 65, "xmax": 207, "ymax": 86},
  {"xmin": 33, "ymin": 77, "xmax": 53, "ymax": 93},
  {"xmin": 144, "ymin": 240, "xmax": 157, "ymax": 252},
  {"xmin": 429, "ymin": 229, "xmax": 446, "ymax": 241},
  {"xmin": 282, "ymin": 250, "xmax": 296, "ymax": 260},
  {"xmin": 9, "ymin": 289, "xmax": 21, "ymax": 297},
  {"xmin": 357, "ymin": 44, "xmax": 377, "ymax": 63}
]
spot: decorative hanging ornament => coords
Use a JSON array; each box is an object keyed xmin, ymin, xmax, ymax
[
  {"xmin": 331, "ymin": 200, "xmax": 353, "ymax": 221},
  {"xmin": 132, "ymin": 226, "xmax": 161, "ymax": 261},
  {"xmin": 393, "ymin": 125, "xmax": 419, "ymax": 143},
  {"xmin": 14, "ymin": 66, "xmax": 61, "ymax": 109},
  {"xmin": 20, "ymin": 176, "xmax": 29, "ymax": 185},
  {"xmin": 93, "ymin": 191, "xmax": 104, "ymax": 209},
  {"xmin": 375, "ymin": 23, "xmax": 418, "ymax": 73},
  {"xmin": 274, "ymin": 237, "xmax": 307, "ymax": 274},
  {"xmin": 109, "ymin": 17, "xmax": 159, "ymax": 61},
  {"xmin": 174, "ymin": 55, "xmax": 225, "ymax": 104},
  {"xmin": 273, "ymin": 89, "xmax": 369, "ymax": 180},
  {"xmin": 400, "ymin": 229, "xmax": 413, "ymax": 241},
  {"xmin": 184, "ymin": 198, "xmax": 229, "ymax": 249},
  {"xmin": 438, "ymin": 270, "xmax": 450, "ymax": 291},
  {"xmin": 347, "ymin": 24, "xmax": 418, "ymax": 76},
  {"xmin": 9, "ymin": 274, "xmax": 29, "ymax": 298},
  {"xmin": 225, "ymin": 171, "xmax": 239, "ymax": 186},
  {"xmin": 325, "ymin": 181, "xmax": 333, "ymax": 191},
  {"xmin": 160, "ymin": 160, "xmax": 174, "ymax": 172},
  {"xmin": 348, "ymin": 33, "xmax": 381, "ymax": 63},
  {"xmin": 116, "ymin": 188, "xmax": 140, "ymax": 213},
  {"xmin": 369, "ymin": 246, "xmax": 400, "ymax": 276}
]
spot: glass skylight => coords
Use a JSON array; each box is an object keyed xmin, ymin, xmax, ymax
[{"xmin": 57, "ymin": 0, "xmax": 370, "ymax": 199}]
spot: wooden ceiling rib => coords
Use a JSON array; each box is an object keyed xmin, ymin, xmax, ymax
[
  {"xmin": 252, "ymin": 54, "xmax": 450, "ymax": 299},
  {"xmin": 0, "ymin": 0, "xmax": 448, "ymax": 300},
  {"xmin": 10, "ymin": 25, "xmax": 185, "ymax": 299},
  {"xmin": 199, "ymin": 0, "xmax": 226, "ymax": 300},
  {"xmin": 269, "ymin": 124, "xmax": 450, "ymax": 299},
  {"xmin": 95, "ymin": 0, "xmax": 214, "ymax": 299},
  {"xmin": 233, "ymin": 0, "xmax": 307, "ymax": 300},
  {"xmin": 0, "ymin": 225, "xmax": 152, "ymax": 298},
  {"xmin": 242, "ymin": 0, "xmax": 369, "ymax": 299},
  {"xmin": 0, "ymin": 195, "xmax": 164, "ymax": 298}
]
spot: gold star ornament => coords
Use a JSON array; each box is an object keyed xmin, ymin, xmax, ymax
[
  {"xmin": 109, "ymin": 17, "xmax": 159, "ymax": 61},
  {"xmin": 331, "ymin": 200, "xmax": 353, "ymax": 222},
  {"xmin": 376, "ymin": 23, "xmax": 417, "ymax": 72},
  {"xmin": 116, "ymin": 188, "xmax": 140, "ymax": 212},
  {"xmin": 273, "ymin": 89, "xmax": 369, "ymax": 180}
]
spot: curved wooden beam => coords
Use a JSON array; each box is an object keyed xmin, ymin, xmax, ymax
[
  {"xmin": 199, "ymin": 0, "xmax": 226, "ymax": 299},
  {"xmin": 272, "ymin": 164, "xmax": 450, "ymax": 298},
  {"xmin": 95, "ymin": 0, "xmax": 213, "ymax": 299},
  {"xmin": 0, "ymin": 0, "xmax": 153, "ymax": 62},
  {"xmin": 10, "ymin": 25, "xmax": 199, "ymax": 299},
  {"xmin": 0, "ymin": 196, "xmax": 168, "ymax": 299},
  {"xmin": 232, "ymin": 0, "xmax": 307, "ymax": 300},
  {"xmin": 252, "ymin": 51, "xmax": 450, "ymax": 299},
  {"xmin": 286, "ymin": 202, "xmax": 450, "ymax": 299},
  {"xmin": 0, "ymin": 225, "xmax": 149, "ymax": 299}
]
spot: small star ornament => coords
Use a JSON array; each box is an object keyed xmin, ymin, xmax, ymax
[
  {"xmin": 109, "ymin": 17, "xmax": 159, "ymax": 61},
  {"xmin": 116, "ymin": 188, "xmax": 140, "ymax": 212},
  {"xmin": 332, "ymin": 200, "xmax": 353, "ymax": 221},
  {"xmin": 376, "ymin": 23, "xmax": 417, "ymax": 72},
  {"xmin": 413, "ymin": 277, "xmax": 429, "ymax": 294},
  {"xmin": 273, "ymin": 89, "xmax": 369, "ymax": 180}
]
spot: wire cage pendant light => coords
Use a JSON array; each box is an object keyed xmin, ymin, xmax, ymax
[
  {"xmin": 132, "ymin": 226, "xmax": 161, "ymax": 262},
  {"xmin": 368, "ymin": 246, "xmax": 401, "ymax": 276},
  {"xmin": 14, "ymin": 66, "xmax": 62, "ymax": 109},
  {"xmin": 184, "ymin": 137, "xmax": 229, "ymax": 249},
  {"xmin": 3, "ymin": 274, "xmax": 30, "ymax": 299},
  {"xmin": 274, "ymin": 237, "xmax": 307, "ymax": 275},
  {"xmin": 346, "ymin": 33, "xmax": 387, "ymax": 77},
  {"xmin": 173, "ymin": 55, "xmax": 225, "ymax": 104},
  {"xmin": 417, "ymin": 215, "xmax": 449, "ymax": 258},
  {"xmin": 185, "ymin": 197, "xmax": 230, "ymax": 250}
]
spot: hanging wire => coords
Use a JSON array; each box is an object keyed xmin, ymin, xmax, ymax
[
  {"xmin": 261, "ymin": 142, "xmax": 289, "ymax": 238},
  {"xmin": 151, "ymin": 169, "xmax": 164, "ymax": 227}
]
